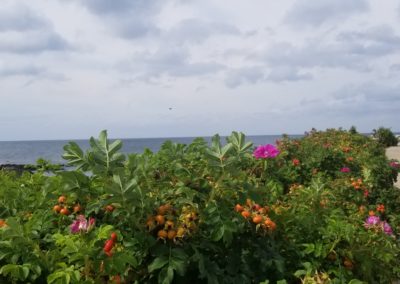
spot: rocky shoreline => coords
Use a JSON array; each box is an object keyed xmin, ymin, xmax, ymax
[{"xmin": 0, "ymin": 163, "xmax": 65, "ymax": 174}]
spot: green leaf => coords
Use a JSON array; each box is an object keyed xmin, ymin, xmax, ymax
[
  {"xmin": 148, "ymin": 256, "xmax": 169, "ymax": 272},
  {"xmin": 302, "ymin": 244, "xmax": 315, "ymax": 255},
  {"xmin": 227, "ymin": 132, "xmax": 253, "ymax": 154},
  {"xmin": 294, "ymin": 269, "xmax": 306, "ymax": 278},
  {"xmin": 0, "ymin": 264, "xmax": 30, "ymax": 281},
  {"xmin": 96, "ymin": 225, "xmax": 114, "ymax": 240},
  {"xmin": 113, "ymin": 252, "xmax": 138, "ymax": 270},
  {"xmin": 108, "ymin": 140, "xmax": 123, "ymax": 156},
  {"xmin": 348, "ymin": 280, "xmax": 367, "ymax": 284},
  {"xmin": 211, "ymin": 225, "xmax": 225, "ymax": 242},
  {"xmin": 159, "ymin": 266, "xmax": 174, "ymax": 284},
  {"xmin": 221, "ymin": 143, "xmax": 233, "ymax": 156},
  {"xmin": 47, "ymin": 271, "xmax": 70, "ymax": 284},
  {"xmin": 62, "ymin": 142, "xmax": 87, "ymax": 169},
  {"xmin": 170, "ymin": 249, "xmax": 188, "ymax": 276}
]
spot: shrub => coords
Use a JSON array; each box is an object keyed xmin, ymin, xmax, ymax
[
  {"xmin": 372, "ymin": 127, "xmax": 398, "ymax": 147},
  {"xmin": 0, "ymin": 129, "xmax": 400, "ymax": 283}
]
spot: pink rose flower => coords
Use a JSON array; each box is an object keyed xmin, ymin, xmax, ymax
[
  {"xmin": 253, "ymin": 144, "xmax": 280, "ymax": 159},
  {"xmin": 389, "ymin": 161, "xmax": 400, "ymax": 169},
  {"xmin": 340, "ymin": 167, "xmax": 351, "ymax": 173},
  {"xmin": 364, "ymin": 215, "xmax": 380, "ymax": 227},
  {"xmin": 70, "ymin": 215, "xmax": 95, "ymax": 234}
]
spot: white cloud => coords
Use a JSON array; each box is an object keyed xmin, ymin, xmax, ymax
[
  {"xmin": 285, "ymin": 0, "xmax": 369, "ymax": 27},
  {"xmin": 0, "ymin": 0, "xmax": 400, "ymax": 140}
]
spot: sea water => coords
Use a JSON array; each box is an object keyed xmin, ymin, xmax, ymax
[{"xmin": 0, "ymin": 135, "xmax": 302, "ymax": 165}]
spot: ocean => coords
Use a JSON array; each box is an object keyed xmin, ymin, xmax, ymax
[{"xmin": 0, "ymin": 135, "xmax": 302, "ymax": 165}]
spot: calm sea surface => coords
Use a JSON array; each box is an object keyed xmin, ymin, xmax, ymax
[{"xmin": 0, "ymin": 135, "xmax": 303, "ymax": 165}]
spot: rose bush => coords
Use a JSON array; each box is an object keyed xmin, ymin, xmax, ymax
[{"xmin": 0, "ymin": 129, "xmax": 399, "ymax": 283}]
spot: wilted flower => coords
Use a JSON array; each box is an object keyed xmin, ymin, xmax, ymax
[
  {"xmin": 382, "ymin": 221, "xmax": 393, "ymax": 235},
  {"xmin": 253, "ymin": 144, "xmax": 280, "ymax": 159},
  {"xmin": 323, "ymin": 143, "xmax": 331, "ymax": 149},
  {"xmin": 292, "ymin": 158, "xmax": 300, "ymax": 166},
  {"xmin": 340, "ymin": 167, "xmax": 351, "ymax": 173},
  {"xmin": 70, "ymin": 215, "xmax": 95, "ymax": 234}
]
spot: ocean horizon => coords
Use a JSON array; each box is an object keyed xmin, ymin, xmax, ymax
[{"xmin": 0, "ymin": 134, "xmax": 303, "ymax": 165}]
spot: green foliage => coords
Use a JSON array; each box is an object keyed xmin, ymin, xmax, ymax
[
  {"xmin": 1, "ymin": 129, "xmax": 400, "ymax": 283},
  {"xmin": 372, "ymin": 127, "xmax": 398, "ymax": 147}
]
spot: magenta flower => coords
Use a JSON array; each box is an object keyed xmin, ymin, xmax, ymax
[
  {"xmin": 389, "ymin": 161, "xmax": 400, "ymax": 169},
  {"xmin": 340, "ymin": 167, "xmax": 351, "ymax": 173},
  {"xmin": 253, "ymin": 144, "xmax": 280, "ymax": 159},
  {"xmin": 364, "ymin": 215, "xmax": 380, "ymax": 227},
  {"xmin": 364, "ymin": 216, "xmax": 394, "ymax": 235},
  {"xmin": 70, "ymin": 215, "xmax": 95, "ymax": 234},
  {"xmin": 382, "ymin": 221, "xmax": 393, "ymax": 235}
]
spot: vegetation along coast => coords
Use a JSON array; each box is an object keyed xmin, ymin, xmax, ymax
[{"xmin": 0, "ymin": 127, "xmax": 400, "ymax": 283}]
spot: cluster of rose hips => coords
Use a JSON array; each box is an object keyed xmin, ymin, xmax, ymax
[
  {"xmin": 350, "ymin": 178, "xmax": 364, "ymax": 190},
  {"xmin": 104, "ymin": 204, "xmax": 115, "ymax": 213},
  {"xmin": 292, "ymin": 158, "xmax": 300, "ymax": 166},
  {"xmin": 146, "ymin": 204, "xmax": 198, "ymax": 242},
  {"xmin": 103, "ymin": 232, "xmax": 118, "ymax": 257},
  {"xmin": 364, "ymin": 204, "xmax": 385, "ymax": 216},
  {"xmin": 0, "ymin": 219, "xmax": 7, "ymax": 228},
  {"xmin": 376, "ymin": 204, "xmax": 385, "ymax": 213},
  {"xmin": 326, "ymin": 252, "xmax": 354, "ymax": 270},
  {"xmin": 342, "ymin": 146, "xmax": 352, "ymax": 153},
  {"xmin": 52, "ymin": 195, "xmax": 82, "ymax": 216},
  {"xmin": 235, "ymin": 199, "xmax": 276, "ymax": 232},
  {"xmin": 288, "ymin": 183, "xmax": 304, "ymax": 194}
]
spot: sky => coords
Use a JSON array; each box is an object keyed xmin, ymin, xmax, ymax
[{"xmin": 0, "ymin": 0, "xmax": 400, "ymax": 140}]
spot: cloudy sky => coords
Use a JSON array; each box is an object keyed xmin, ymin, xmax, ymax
[{"xmin": 1, "ymin": 0, "xmax": 400, "ymax": 140}]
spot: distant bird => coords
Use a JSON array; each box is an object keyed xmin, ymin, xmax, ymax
[{"xmin": 168, "ymin": 107, "xmax": 172, "ymax": 110}]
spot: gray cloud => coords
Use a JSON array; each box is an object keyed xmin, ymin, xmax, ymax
[
  {"xmin": 225, "ymin": 66, "xmax": 312, "ymax": 88},
  {"xmin": 333, "ymin": 83, "xmax": 400, "ymax": 104},
  {"xmin": 0, "ymin": 32, "xmax": 69, "ymax": 54},
  {"xmin": 298, "ymin": 83, "xmax": 400, "ymax": 118},
  {"xmin": 225, "ymin": 67, "xmax": 265, "ymax": 88},
  {"xmin": 167, "ymin": 18, "xmax": 240, "ymax": 44},
  {"xmin": 293, "ymin": 82, "xmax": 400, "ymax": 127},
  {"xmin": 337, "ymin": 26, "xmax": 400, "ymax": 55},
  {"xmin": 285, "ymin": 0, "xmax": 369, "ymax": 27},
  {"xmin": 0, "ymin": 65, "xmax": 45, "ymax": 77},
  {"xmin": 390, "ymin": 64, "xmax": 400, "ymax": 71},
  {"xmin": 263, "ymin": 41, "xmax": 368, "ymax": 70},
  {"xmin": 119, "ymin": 46, "xmax": 223, "ymax": 79},
  {"xmin": 79, "ymin": 0, "xmax": 162, "ymax": 38},
  {"xmin": 0, "ymin": 5, "xmax": 70, "ymax": 54},
  {"xmin": 258, "ymin": 25, "xmax": 400, "ymax": 72},
  {"xmin": 267, "ymin": 66, "xmax": 313, "ymax": 82},
  {"xmin": 81, "ymin": 0, "xmax": 160, "ymax": 15},
  {"xmin": 398, "ymin": 4, "xmax": 400, "ymax": 19},
  {"xmin": 0, "ymin": 5, "xmax": 48, "ymax": 31}
]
